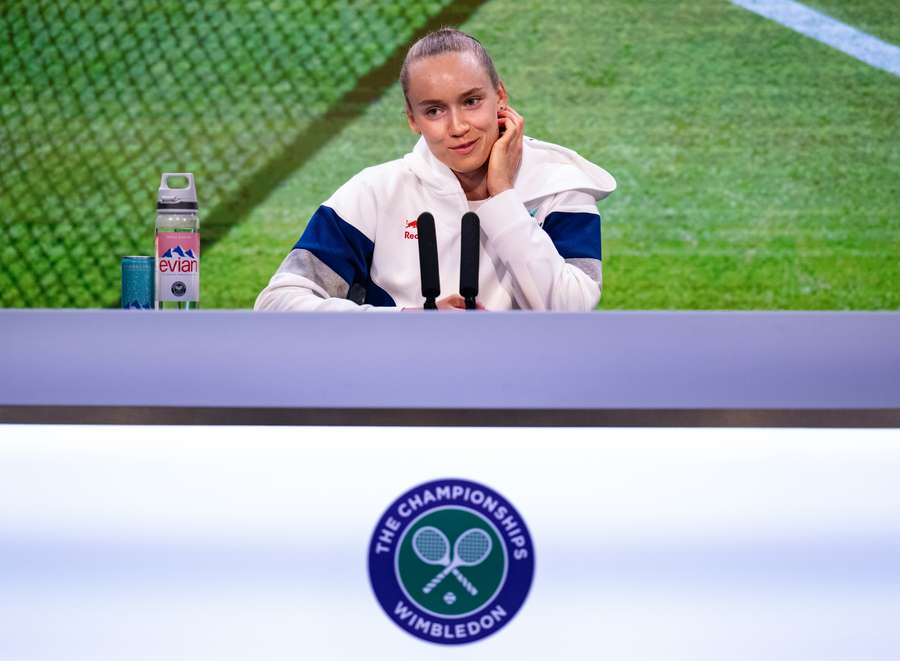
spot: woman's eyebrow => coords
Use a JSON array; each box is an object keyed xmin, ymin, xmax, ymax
[
  {"xmin": 457, "ymin": 87, "xmax": 485, "ymax": 99},
  {"xmin": 416, "ymin": 87, "xmax": 486, "ymax": 107}
]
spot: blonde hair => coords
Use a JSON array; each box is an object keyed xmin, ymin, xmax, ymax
[{"xmin": 400, "ymin": 28, "xmax": 500, "ymax": 106}]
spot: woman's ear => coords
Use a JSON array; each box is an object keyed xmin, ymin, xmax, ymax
[{"xmin": 496, "ymin": 81, "xmax": 509, "ymax": 109}]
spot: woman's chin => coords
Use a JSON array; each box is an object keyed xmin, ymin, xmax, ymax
[{"xmin": 445, "ymin": 151, "xmax": 490, "ymax": 175}]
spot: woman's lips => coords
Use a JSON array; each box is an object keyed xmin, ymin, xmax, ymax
[{"xmin": 449, "ymin": 138, "xmax": 478, "ymax": 155}]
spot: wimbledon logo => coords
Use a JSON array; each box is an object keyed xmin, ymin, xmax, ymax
[{"xmin": 368, "ymin": 478, "xmax": 534, "ymax": 645}]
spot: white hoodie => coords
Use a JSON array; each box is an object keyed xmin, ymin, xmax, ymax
[{"xmin": 254, "ymin": 136, "xmax": 615, "ymax": 311}]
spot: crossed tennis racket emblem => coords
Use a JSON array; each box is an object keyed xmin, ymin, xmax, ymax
[{"xmin": 411, "ymin": 526, "xmax": 493, "ymax": 596}]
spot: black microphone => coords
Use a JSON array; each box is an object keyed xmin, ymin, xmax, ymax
[
  {"xmin": 416, "ymin": 211, "xmax": 440, "ymax": 310},
  {"xmin": 459, "ymin": 212, "xmax": 480, "ymax": 310}
]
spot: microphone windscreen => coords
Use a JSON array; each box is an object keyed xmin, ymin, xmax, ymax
[
  {"xmin": 460, "ymin": 212, "xmax": 480, "ymax": 298},
  {"xmin": 416, "ymin": 212, "xmax": 440, "ymax": 300}
]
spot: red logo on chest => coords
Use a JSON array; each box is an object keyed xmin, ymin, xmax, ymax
[{"xmin": 403, "ymin": 219, "xmax": 418, "ymax": 240}]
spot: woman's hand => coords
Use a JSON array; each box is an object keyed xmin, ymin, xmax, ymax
[
  {"xmin": 437, "ymin": 294, "xmax": 468, "ymax": 310},
  {"xmin": 403, "ymin": 294, "xmax": 485, "ymax": 311},
  {"xmin": 486, "ymin": 106, "xmax": 524, "ymax": 197}
]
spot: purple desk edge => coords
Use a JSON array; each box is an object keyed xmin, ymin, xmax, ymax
[{"xmin": 1, "ymin": 309, "xmax": 898, "ymax": 426}]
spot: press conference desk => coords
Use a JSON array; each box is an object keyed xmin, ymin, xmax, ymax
[{"xmin": 1, "ymin": 309, "xmax": 898, "ymax": 426}]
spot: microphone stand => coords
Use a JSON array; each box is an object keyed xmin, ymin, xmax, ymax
[
  {"xmin": 460, "ymin": 212, "xmax": 480, "ymax": 310},
  {"xmin": 416, "ymin": 211, "xmax": 440, "ymax": 310}
]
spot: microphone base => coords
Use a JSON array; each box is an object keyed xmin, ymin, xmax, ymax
[
  {"xmin": 464, "ymin": 297, "xmax": 477, "ymax": 310},
  {"xmin": 424, "ymin": 298, "xmax": 437, "ymax": 310}
]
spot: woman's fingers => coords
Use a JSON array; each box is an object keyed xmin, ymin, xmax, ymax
[
  {"xmin": 487, "ymin": 105, "xmax": 525, "ymax": 197},
  {"xmin": 436, "ymin": 294, "xmax": 467, "ymax": 310},
  {"xmin": 499, "ymin": 107, "xmax": 524, "ymax": 133},
  {"xmin": 494, "ymin": 125, "xmax": 519, "ymax": 157},
  {"xmin": 497, "ymin": 109, "xmax": 524, "ymax": 154},
  {"xmin": 499, "ymin": 107, "xmax": 524, "ymax": 172},
  {"xmin": 405, "ymin": 295, "xmax": 486, "ymax": 311}
]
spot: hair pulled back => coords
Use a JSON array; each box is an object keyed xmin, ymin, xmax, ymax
[{"xmin": 400, "ymin": 28, "xmax": 501, "ymax": 106}]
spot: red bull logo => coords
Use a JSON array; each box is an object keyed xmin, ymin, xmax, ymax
[{"xmin": 404, "ymin": 218, "xmax": 418, "ymax": 240}]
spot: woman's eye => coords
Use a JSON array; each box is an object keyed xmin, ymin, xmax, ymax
[
  {"xmin": 425, "ymin": 107, "xmax": 441, "ymax": 117},
  {"xmin": 464, "ymin": 97, "xmax": 481, "ymax": 106}
]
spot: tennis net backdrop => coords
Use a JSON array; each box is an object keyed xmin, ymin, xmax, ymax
[{"xmin": 0, "ymin": 0, "xmax": 452, "ymax": 307}]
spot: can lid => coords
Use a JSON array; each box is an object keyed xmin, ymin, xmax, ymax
[{"xmin": 157, "ymin": 173, "xmax": 198, "ymax": 210}]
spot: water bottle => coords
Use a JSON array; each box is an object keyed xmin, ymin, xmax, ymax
[{"xmin": 155, "ymin": 173, "xmax": 200, "ymax": 310}]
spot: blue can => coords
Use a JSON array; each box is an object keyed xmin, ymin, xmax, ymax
[{"xmin": 121, "ymin": 256, "xmax": 155, "ymax": 309}]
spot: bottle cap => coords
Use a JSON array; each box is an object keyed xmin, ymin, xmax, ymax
[{"xmin": 157, "ymin": 173, "xmax": 198, "ymax": 211}]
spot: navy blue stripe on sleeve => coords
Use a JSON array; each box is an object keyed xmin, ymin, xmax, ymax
[
  {"xmin": 294, "ymin": 205, "xmax": 373, "ymax": 287},
  {"xmin": 541, "ymin": 211, "xmax": 602, "ymax": 260},
  {"xmin": 364, "ymin": 281, "xmax": 396, "ymax": 307},
  {"xmin": 294, "ymin": 205, "xmax": 395, "ymax": 306}
]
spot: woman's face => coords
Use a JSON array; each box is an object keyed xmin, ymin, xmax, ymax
[{"xmin": 405, "ymin": 51, "xmax": 507, "ymax": 174}]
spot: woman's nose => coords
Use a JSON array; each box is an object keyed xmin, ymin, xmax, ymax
[{"xmin": 448, "ymin": 110, "xmax": 469, "ymax": 136}]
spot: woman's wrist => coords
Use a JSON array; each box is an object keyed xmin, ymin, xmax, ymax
[{"xmin": 489, "ymin": 182, "xmax": 513, "ymax": 197}]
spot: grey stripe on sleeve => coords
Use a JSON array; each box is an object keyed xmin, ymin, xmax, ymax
[
  {"xmin": 276, "ymin": 248, "xmax": 350, "ymax": 299},
  {"xmin": 566, "ymin": 257, "xmax": 602, "ymax": 284}
]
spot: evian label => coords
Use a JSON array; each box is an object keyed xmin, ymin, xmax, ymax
[{"xmin": 156, "ymin": 231, "xmax": 199, "ymax": 301}]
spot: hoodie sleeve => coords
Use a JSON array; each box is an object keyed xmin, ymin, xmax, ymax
[
  {"xmin": 476, "ymin": 189, "xmax": 603, "ymax": 311},
  {"xmin": 254, "ymin": 173, "xmax": 399, "ymax": 312}
]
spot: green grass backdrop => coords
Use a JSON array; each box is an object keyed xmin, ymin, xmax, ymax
[{"xmin": 2, "ymin": 0, "xmax": 898, "ymax": 309}]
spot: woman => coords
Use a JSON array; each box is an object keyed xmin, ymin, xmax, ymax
[{"xmin": 255, "ymin": 28, "xmax": 615, "ymax": 311}]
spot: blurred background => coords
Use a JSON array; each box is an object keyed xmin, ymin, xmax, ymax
[{"xmin": 1, "ymin": 0, "xmax": 898, "ymax": 309}]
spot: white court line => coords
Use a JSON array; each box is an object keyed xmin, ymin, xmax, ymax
[{"xmin": 731, "ymin": 0, "xmax": 900, "ymax": 77}]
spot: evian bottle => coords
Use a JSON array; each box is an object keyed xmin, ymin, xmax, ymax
[{"xmin": 155, "ymin": 173, "xmax": 200, "ymax": 310}]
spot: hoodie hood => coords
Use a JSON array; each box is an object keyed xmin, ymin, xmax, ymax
[{"xmin": 403, "ymin": 135, "xmax": 616, "ymax": 204}]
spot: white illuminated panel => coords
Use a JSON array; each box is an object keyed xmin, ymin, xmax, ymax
[{"xmin": 2, "ymin": 425, "xmax": 899, "ymax": 660}]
